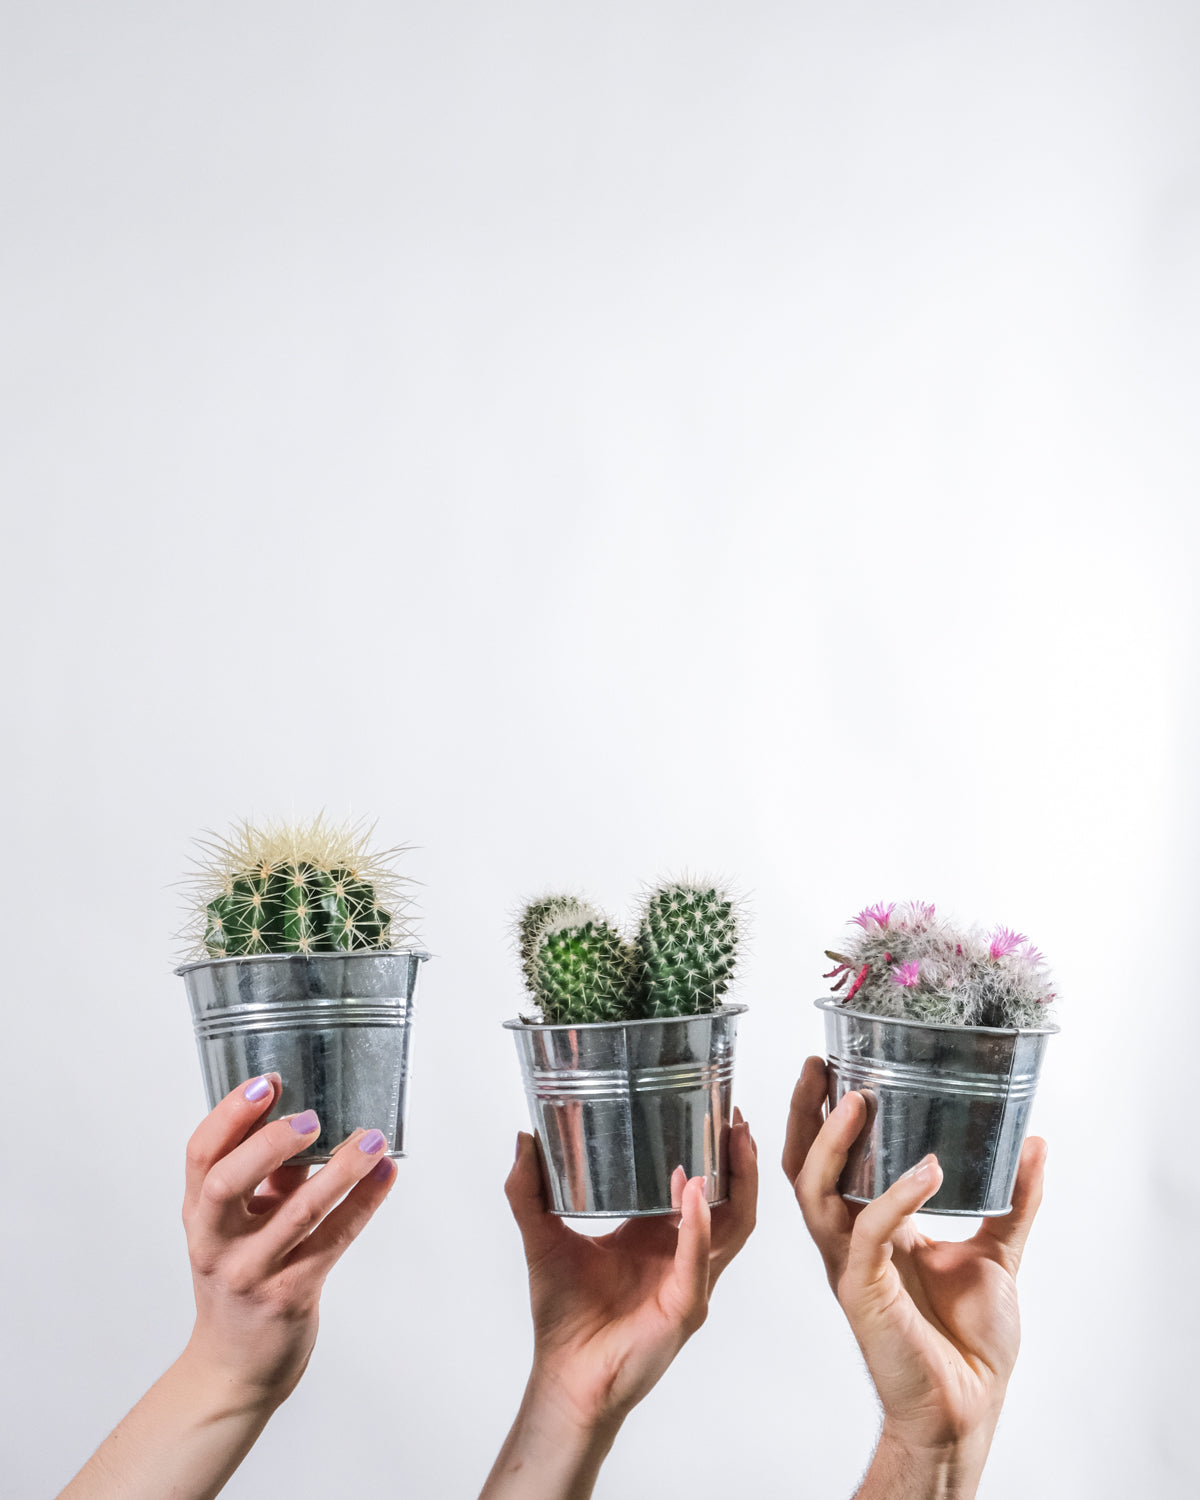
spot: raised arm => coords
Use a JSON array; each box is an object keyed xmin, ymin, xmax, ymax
[
  {"xmin": 58, "ymin": 1075, "xmax": 396, "ymax": 1500},
  {"xmin": 481, "ymin": 1110, "xmax": 758, "ymax": 1500},
  {"xmin": 783, "ymin": 1057, "xmax": 1046, "ymax": 1500}
]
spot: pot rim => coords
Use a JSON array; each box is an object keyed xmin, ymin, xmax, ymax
[
  {"xmin": 175, "ymin": 948, "xmax": 432, "ymax": 978},
  {"xmin": 503, "ymin": 1001, "xmax": 748, "ymax": 1032},
  {"xmin": 814, "ymin": 996, "xmax": 1060, "ymax": 1037}
]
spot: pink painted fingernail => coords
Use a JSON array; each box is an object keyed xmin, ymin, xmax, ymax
[
  {"xmin": 372, "ymin": 1156, "xmax": 395, "ymax": 1184},
  {"xmin": 243, "ymin": 1077, "xmax": 271, "ymax": 1103},
  {"xmin": 290, "ymin": 1110, "xmax": 320, "ymax": 1135},
  {"xmin": 358, "ymin": 1129, "xmax": 386, "ymax": 1155}
]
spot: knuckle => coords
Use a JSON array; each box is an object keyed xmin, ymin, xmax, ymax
[
  {"xmin": 185, "ymin": 1139, "xmax": 212, "ymax": 1176},
  {"xmin": 200, "ymin": 1167, "xmax": 235, "ymax": 1212},
  {"xmin": 284, "ymin": 1198, "xmax": 324, "ymax": 1237}
]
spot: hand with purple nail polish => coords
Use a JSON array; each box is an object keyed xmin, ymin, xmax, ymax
[
  {"xmin": 56, "ymin": 1078, "xmax": 396, "ymax": 1500},
  {"xmin": 782, "ymin": 1058, "xmax": 1048, "ymax": 1500},
  {"xmin": 480, "ymin": 1114, "xmax": 758, "ymax": 1500}
]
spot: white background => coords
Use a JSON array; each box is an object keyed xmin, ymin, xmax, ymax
[{"xmin": 2, "ymin": 3, "xmax": 1196, "ymax": 1496}]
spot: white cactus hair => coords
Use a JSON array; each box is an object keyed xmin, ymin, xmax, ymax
[
  {"xmin": 179, "ymin": 812, "xmax": 417, "ymax": 959},
  {"xmin": 826, "ymin": 899, "xmax": 1056, "ymax": 1029}
]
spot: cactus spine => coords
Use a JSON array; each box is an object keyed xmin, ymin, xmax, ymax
[
  {"xmin": 633, "ymin": 881, "xmax": 740, "ymax": 1018},
  {"xmin": 185, "ymin": 815, "xmax": 415, "ymax": 960}
]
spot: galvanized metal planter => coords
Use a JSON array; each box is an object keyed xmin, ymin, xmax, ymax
[
  {"xmin": 817, "ymin": 999, "xmax": 1057, "ymax": 1216},
  {"xmin": 505, "ymin": 1005, "xmax": 747, "ymax": 1218},
  {"xmin": 177, "ymin": 950, "xmax": 430, "ymax": 1163}
]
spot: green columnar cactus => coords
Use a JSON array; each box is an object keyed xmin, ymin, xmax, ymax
[
  {"xmin": 522, "ymin": 897, "xmax": 637, "ymax": 1023},
  {"xmin": 185, "ymin": 815, "xmax": 415, "ymax": 960},
  {"xmin": 633, "ymin": 881, "xmax": 740, "ymax": 1018}
]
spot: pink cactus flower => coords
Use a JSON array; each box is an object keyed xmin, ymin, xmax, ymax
[
  {"xmin": 852, "ymin": 902, "xmax": 894, "ymax": 930},
  {"xmin": 890, "ymin": 959, "xmax": 920, "ymax": 987},
  {"xmin": 989, "ymin": 927, "xmax": 1027, "ymax": 960}
]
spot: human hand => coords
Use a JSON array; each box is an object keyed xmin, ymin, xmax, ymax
[
  {"xmin": 782, "ymin": 1058, "xmax": 1046, "ymax": 1487},
  {"xmin": 57, "ymin": 1077, "xmax": 396, "ymax": 1500},
  {"xmin": 182, "ymin": 1074, "xmax": 397, "ymax": 1409},
  {"xmin": 481, "ymin": 1112, "xmax": 757, "ymax": 1499}
]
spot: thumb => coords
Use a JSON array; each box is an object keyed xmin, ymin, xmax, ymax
[
  {"xmin": 504, "ymin": 1131, "xmax": 566, "ymax": 1262},
  {"xmin": 843, "ymin": 1154, "xmax": 942, "ymax": 1305},
  {"xmin": 666, "ymin": 1176, "xmax": 712, "ymax": 1334}
]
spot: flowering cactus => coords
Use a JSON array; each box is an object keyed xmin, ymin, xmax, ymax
[
  {"xmin": 824, "ymin": 899, "xmax": 1055, "ymax": 1028},
  {"xmin": 183, "ymin": 814, "xmax": 416, "ymax": 959}
]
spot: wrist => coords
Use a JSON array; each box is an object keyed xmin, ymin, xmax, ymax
[
  {"xmin": 480, "ymin": 1368, "xmax": 623, "ymax": 1500},
  {"xmin": 178, "ymin": 1334, "xmax": 295, "ymax": 1421},
  {"xmin": 869, "ymin": 1420, "xmax": 997, "ymax": 1500},
  {"xmin": 520, "ymin": 1366, "xmax": 624, "ymax": 1457}
]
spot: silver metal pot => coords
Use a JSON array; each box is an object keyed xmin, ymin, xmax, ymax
[
  {"xmin": 505, "ymin": 1005, "xmax": 746, "ymax": 1218},
  {"xmin": 177, "ymin": 950, "xmax": 430, "ymax": 1163},
  {"xmin": 817, "ymin": 998, "xmax": 1057, "ymax": 1216}
]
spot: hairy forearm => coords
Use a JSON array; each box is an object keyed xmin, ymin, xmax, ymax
[
  {"xmin": 854, "ymin": 1423, "xmax": 994, "ymax": 1500},
  {"xmin": 479, "ymin": 1374, "xmax": 622, "ymax": 1500},
  {"xmin": 57, "ymin": 1343, "xmax": 281, "ymax": 1500}
]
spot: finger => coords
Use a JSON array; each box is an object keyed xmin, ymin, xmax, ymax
[
  {"xmin": 252, "ymin": 1128, "xmax": 393, "ymax": 1264},
  {"xmin": 711, "ymin": 1119, "xmax": 758, "ymax": 1281},
  {"xmin": 670, "ymin": 1164, "xmax": 687, "ymax": 1211},
  {"xmin": 284, "ymin": 1147, "xmax": 399, "ymax": 1280},
  {"xmin": 247, "ymin": 1163, "xmax": 310, "ymax": 1216},
  {"xmin": 794, "ymin": 1089, "xmax": 868, "ymax": 1260},
  {"xmin": 974, "ymin": 1135, "xmax": 1047, "ymax": 1276},
  {"xmin": 504, "ymin": 1131, "xmax": 568, "ymax": 1262},
  {"xmin": 194, "ymin": 1109, "xmax": 322, "ymax": 1236},
  {"xmin": 781, "ymin": 1057, "xmax": 829, "ymax": 1184},
  {"xmin": 843, "ymin": 1154, "xmax": 943, "ymax": 1302},
  {"xmin": 184, "ymin": 1074, "xmax": 282, "ymax": 1217},
  {"xmin": 666, "ymin": 1176, "xmax": 712, "ymax": 1333}
]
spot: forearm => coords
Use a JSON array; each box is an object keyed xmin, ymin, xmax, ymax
[
  {"xmin": 854, "ymin": 1422, "xmax": 994, "ymax": 1500},
  {"xmin": 57, "ymin": 1343, "xmax": 281, "ymax": 1500},
  {"xmin": 479, "ymin": 1374, "xmax": 622, "ymax": 1500}
]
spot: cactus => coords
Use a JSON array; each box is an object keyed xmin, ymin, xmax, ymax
[
  {"xmin": 519, "ymin": 897, "xmax": 637, "ymax": 1023},
  {"xmin": 184, "ymin": 814, "xmax": 416, "ymax": 959},
  {"xmin": 633, "ymin": 880, "xmax": 740, "ymax": 1018},
  {"xmin": 517, "ymin": 894, "xmax": 585, "ymax": 992},
  {"xmin": 824, "ymin": 899, "xmax": 1056, "ymax": 1028}
]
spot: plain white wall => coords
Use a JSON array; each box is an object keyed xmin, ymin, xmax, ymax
[{"xmin": 2, "ymin": 2, "xmax": 1197, "ymax": 1495}]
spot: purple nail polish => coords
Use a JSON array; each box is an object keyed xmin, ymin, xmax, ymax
[
  {"xmin": 371, "ymin": 1156, "xmax": 395, "ymax": 1184},
  {"xmin": 358, "ymin": 1129, "xmax": 386, "ymax": 1155},
  {"xmin": 289, "ymin": 1110, "xmax": 320, "ymax": 1135},
  {"xmin": 243, "ymin": 1077, "xmax": 271, "ymax": 1103}
]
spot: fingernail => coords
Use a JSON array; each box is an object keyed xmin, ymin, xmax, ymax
[
  {"xmin": 732, "ymin": 1105, "xmax": 744, "ymax": 1125},
  {"xmin": 831, "ymin": 1092, "xmax": 853, "ymax": 1117},
  {"xmin": 515, "ymin": 1132, "xmax": 523, "ymax": 1162},
  {"xmin": 243, "ymin": 1076, "xmax": 271, "ymax": 1103},
  {"xmin": 371, "ymin": 1156, "xmax": 395, "ymax": 1184},
  {"xmin": 289, "ymin": 1110, "xmax": 320, "ymax": 1135},
  {"xmin": 903, "ymin": 1153, "xmax": 937, "ymax": 1182},
  {"xmin": 358, "ymin": 1129, "xmax": 387, "ymax": 1155}
]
